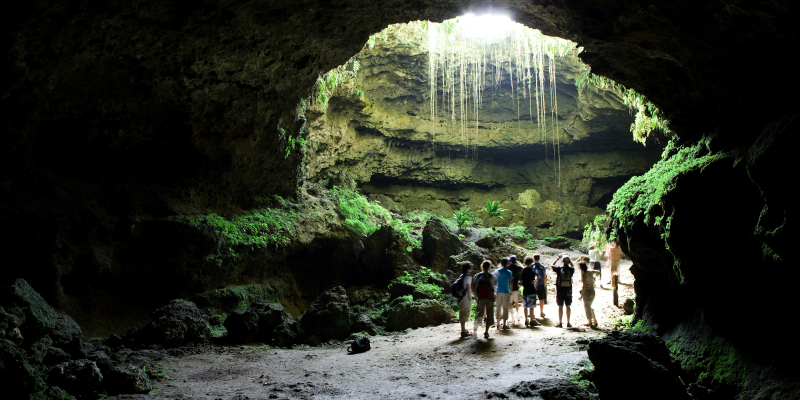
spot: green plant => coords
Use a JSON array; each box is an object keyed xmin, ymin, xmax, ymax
[
  {"xmin": 453, "ymin": 210, "xmax": 470, "ymax": 229},
  {"xmin": 314, "ymin": 57, "xmax": 360, "ymax": 110},
  {"xmin": 395, "ymin": 266, "xmax": 446, "ymax": 300},
  {"xmin": 582, "ymin": 214, "xmax": 610, "ymax": 250},
  {"xmin": 481, "ymin": 200, "xmax": 508, "ymax": 221},
  {"xmin": 330, "ymin": 186, "xmax": 391, "ymax": 236},
  {"xmin": 187, "ymin": 208, "xmax": 300, "ymax": 252}
]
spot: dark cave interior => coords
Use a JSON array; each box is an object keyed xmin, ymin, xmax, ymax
[{"xmin": 1, "ymin": 1, "xmax": 799, "ymax": 399}]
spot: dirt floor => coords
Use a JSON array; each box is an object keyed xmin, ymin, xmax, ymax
[{"xmin": 112, "ymin": 255, "xmax": 635, "ymax": 400}]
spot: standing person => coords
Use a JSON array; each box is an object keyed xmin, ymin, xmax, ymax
[
  {"xmin": 454, "ymin": 262, "xmax": 474, "ymax": 338},
  {"xmin": 552, "ymin": 254, "xmax": 575, "ymax": 328},
  {"xmin": 520, "ymin": 256, "xmax": 539, "ymax": 327},
  {"xmin": 605, "ymin": 240, "xmax": 622, "ymax": 284},
  {"xmin": 493, "ymin": 257, "xmax": 514, "ymax": 330},
  {"xmin": 578, "ymin": 256, "xmax": 599, "ymax": 327},
  {"xmin": 508, "ymin": 255, "xmax": 524, "ymax": 325},
  {"xmin": 532, "ymin": 254, "xmax": 547, "ymax": 318},
  {"xmin": 472, "ymin": 260, "xmax": 498, "ymax": 339},
  {"xmin": 588, "ymin": 242, "xmax": 603, "ymax": 288}
]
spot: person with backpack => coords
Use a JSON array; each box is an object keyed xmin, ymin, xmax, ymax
[
  {"xmin": 508, "ymin": 255, "xmax": 524, "ymax": 325},
  {"xmin": 493, "ymin": 257, "xmax": 514, "ymax": 330},
  {"xmin": 520, "ymin": 255, "xmax": 539, "ymax": 327},
  {"xmin": 578, "ymin": 256, "xmax": 600, "ymax": 327},
  {"xmin": 552, "ymin": 254, "xmax": 575, "ymax": 328},
  {"xmin": 451, "ymin": 262, "xmax": 474, "ymax": 338},
  {"xmin": 532, "ymin": 254, "xmax": 547, "ymax": 318},
  {"xmin": 472, "ymin": 260, "xmax": 498, "ymax": 339}
]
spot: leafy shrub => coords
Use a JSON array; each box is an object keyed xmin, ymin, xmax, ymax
[
  {"xmin": 582, "ymin": 214, "xmax": 610, "ymax": 250},
  {"xmin": 331, "ymin": 186, "xmax": 391, "ymax": 236},
  {"xmin": 188, "ymin": 208, "xmax": 300, "ymax": 249},
  {"xmin": 396, "ymin": 266, "xmax": 446, "ymax": 300},
  {"xmin": 481, "ymin": 200, "xmax": 508, "ymax": 221}
]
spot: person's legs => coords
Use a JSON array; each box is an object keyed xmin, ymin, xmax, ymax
[
  {"xmin": 583, "ymin": 290, "xmax": 596, "ymax": 325},
  {"xmin": 537, "ymin": 285, "xmax": 546, "ymax": 318},
  {"xmin": 564, "ymin": 290, "xmax": 573, "ymax": 327},
  {"xmin": 556, "ymin": 288, "xmax": 565, "ymax": 327},
  {"xmin": 459, "ymin": 296, "xmax": 471, "ymax": 335}
]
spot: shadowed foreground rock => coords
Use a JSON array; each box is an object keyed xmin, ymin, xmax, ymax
[
  {"xmin": 224, "ymin": 301, "xmax": 293, "ymax": 343},
  {"xmin": 509, "ymin": 378, "xmax": 598, "ymax": 399},
  {"xmin": 385, "ymin": 297, "xmax": 452, "ymax": 332},
  {"xmin": 588, "ymin": 330, "xmax": 688, "ymax": 400}
]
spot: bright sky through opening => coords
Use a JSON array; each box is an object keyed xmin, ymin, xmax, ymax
[{"xmin": 460, "ymin": 13, "xmax": 514, "ymax": 39}]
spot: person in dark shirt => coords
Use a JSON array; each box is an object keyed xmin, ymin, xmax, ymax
[
  {"xmin": 520, "ymin": 256, "xmax": 539, "ymax": 327},
  {"xmin": 532, "ymin": 254, "xmax": 547, "ymax": 318},
  {"xmin": 508, "ymin": 255, "xmax": 524, "ymax": 325},
  {"xmin": 552, "ymin": 254, "xmax": 575, "ymax": 328}
]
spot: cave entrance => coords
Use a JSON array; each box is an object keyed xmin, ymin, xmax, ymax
[{"xmin": 296, "ymin": 13, "xmax": 666, "ymax": 244}]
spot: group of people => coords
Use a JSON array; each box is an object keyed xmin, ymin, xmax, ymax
[{"xmin": 450, "ymin": 244, "xmax": 622, "ymax": 339}]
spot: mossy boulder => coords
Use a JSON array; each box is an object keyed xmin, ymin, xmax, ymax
[
  {"xmin": 421, "ymin": 219, "xmax": 465, "ymax": 272},
  {"xmin": 271, "ymin": 320, "xmax": 305, "ymax": 348},
  {"xmin": 384, "ymin": 297, "xmax": 453, "ymax": 332},
  {"xmin": 224, "ymin": 301, "xmax": 292, "ymax": 343},
  {"xmin": 1, "ymin": 339, "xmax": 46, "ymax": 399},
  {"xmin": 299, "ymin": 286, "xmax": 351, "ymax": 341},
  {"xmin": 47, "ymin": 359, "xmax": 103, "ymax": 396},
  {"xmin": 0, "ymin": 279, "xmax": 56, "ymax": 345},
  {"xmin": 138, "ymin": 299, "xmax": 210, "ymax": 348},
  {"xmin": 102, "ymin": 362, "xmax": 151, "ymax": 395}
]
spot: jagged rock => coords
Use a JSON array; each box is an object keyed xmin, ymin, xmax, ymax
[
  {"xmin": 28, "ymin": 335, "xmax": 53, "ymax": 364},
  {"xmin": 138, "ymin": 299, "xmax": 210, "ymax": 348},
  {"xmin": 475, "ymin": 236, "xmax": 502, "ymax": 249},
  {"xmin": 0, "ymin": 279, "xmax": 56, "ymax": 344},
  {"xmin": 623, "ymin": 298, "xmax": 635, "ymax": 315},
  {"xmin": 271, "ymin": 320, "xmax": 306, "ymax": 348},
  {"xmin": 50, "ymin": 311, "xmax": 86, "ymax": 358},
  {"xmin": 103, "ymin": 362, "xmax": 152, "ymax": 395},
  {"xmin": 224, "ymin": 301, "xmax": 292, "ymax": 343},
  {"xmin": 350, "ymin": 314, "xmax": 378, "ymax": 336},
  {"xmin": 299, "ymin": 286, "xmax": 351, "ymax": 341},
  {"xmin": 542, "ymin": 236, "xmax": 572, "ymax": 249},
  {"xmin": 43, "ymin": 346, "xmax": 71, "ymax": 366},
  {"xmin": 360, "ymin": 225, "xmax": 417, "ymax": 285},
  {"xmin": 347, "ymin": 286, "xmax": 387, "ymax": 315},
  {"xmin": 509, "ymin": 378, "xmax": 598, "ymax": 399},
  {"xmin": 588, "ymin": 330, "xmax": 688, "ymax": 400},
  {"xmin": 0, "ymin": 305, "xmax": 22, "ymax": 340},
  {"xmin": 318, "ymin": 169, "xmax": 357, "ymax": 190},
  {"xmin": 1, "ymin": 338, "xmax": 46, "ymax": 399},
  {"xmin": 48, "ymin": 359, "xmax": 103, "ymax": 395},
  {"xmin": 447, "ymin": 248, "xmax": 485, "ymax": 272},
  {"xmin": 421, "ymin": 219, "xmax": 465, "ymax": 271},
  {"xmin": 384, "ymin": 298, "xmax": 452, "ymax": 332}
]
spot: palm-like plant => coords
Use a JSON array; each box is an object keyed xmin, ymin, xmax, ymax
[
  {"xmin": 454, "ymin": 210, "xmax": 470, "ymax": 229},
  {"xmin": 481, "ymin": 200, "xmax": 508, "ymax": 221}
]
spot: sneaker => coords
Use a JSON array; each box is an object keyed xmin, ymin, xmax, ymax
[
  {"xmin": 525, "ymin": 320, "xmax": 529, "ymax": 327},
  {"xmin": 555, "ymin": 323, "xmax": 563, "ymax": 328},
  {"xmin": 484, "ymin": 332, "xmax": 490, "ymax": 339},
  {"xmin": 541, "ymin": 312, "xmax": 546, "ymax": 318},
  {"xmin": 530, "ymin": 320, "xmax": 539, "ymax": 327},
  {"xmin": 567, "ymin": 323, "xmax": 572, "ymax": 328},
  {"xmin": 460, "ymin": 331, "xmax": 470, "ymax": 338}
]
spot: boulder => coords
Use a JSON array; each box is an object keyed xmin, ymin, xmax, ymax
[
  {"xmin": 509, "ymin": 378, "xmax": 598, "ymax": 399},
  {"xmin": 27, "ymin": 335, "xmax": 53, "ymax": 364},
  {"xmin": 138, "ymin": 299, "xmax": 210, "ymax": 348},
  {"xmin": 271, "ymin": 320, "xmax": 306, "ymax": 348},
  {"xmin": 385, "ymin": 298, "xmax": 452, "ymax": 332},
  {"xmin": 50, "ymin": 311, "xmax": 86, "ymax": 358},
  {"xmin": 360, "ymin": 225, "xmax": 416, "ymax": 285},
  {"xmin": 421, "ymin": 219, "xmax": 465, "ymax": 271},
  {"xmin": 588, "ymin": 330, "xmax": 689, "ymax": 400},
  {"xmin": 299, "ymin": 286, "xmax": 351, "ymax": 341},
  {"xmin": 43, "ymin": 346, "xmax": 71, "ymax": 366},
  {"xmin": 0, "ymin": 279, "xmax": 56, "ymax": 344},
  {"xmin": 543, "ymin": 236, "xmax": 572, "ymax": 249},
  {"xmin": 0, "ymin": 305, "xmax": 22, "ymax": 340},
  {"xmin": 475, "ymin": 235, "xmax": 502, "ymax": 249},
  {"xmin": 48, "ymin": 359, "xmax": 103, "ymax": 395},
  {"xmin": 102, "ymin": 362, "xmax": 152, "ymax": 395},
  {"xmin": 350, "ymin": 314, "xmax": 378, "ymax": 336},
  {"xmin": 1, "ymin": 339, "xmax": 46, "ymax": 399},
  {"xmin": 224, "ymin": 301, "xmax": 292, "ymax": 343}
]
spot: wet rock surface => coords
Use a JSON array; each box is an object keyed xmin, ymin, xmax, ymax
[{"xmin": 588, "ymin": 330, "xmax": 688, "ymax": 400}]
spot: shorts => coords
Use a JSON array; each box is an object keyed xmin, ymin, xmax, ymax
[
  {"xmin": 556, "ymin": 286, "xmax": 572, "ymax": 307},
  {"xmin": 536, "ymin": 285, "xmax": 547, "ymax": 300},
  {"xmin": 523, "ymin": 294, "xmax": 537, "ymax": 308},
  {"xmin": 510, "ymin": 291, "xmax": 523, "ymax": 304}
]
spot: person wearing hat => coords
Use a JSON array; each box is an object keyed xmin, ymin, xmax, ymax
[
  {"xmin": 507, "ymin": 255, "xmax": 524, "ymax": 325},
  {"xmin": 551, "ymin": 253, "xmax": 575, "ymax": 328}
]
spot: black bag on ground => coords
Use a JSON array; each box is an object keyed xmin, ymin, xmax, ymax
[{"xmin": 347, "ymin": 337, "xmax": 371, "ymax": 354}]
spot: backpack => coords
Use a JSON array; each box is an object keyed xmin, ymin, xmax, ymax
[
  {"xmin": 560, "ymin": 267, "xmax": 574, "ymax": 287},
  {"xmin": 451, "ymin": 274, "xmax": 467, "ymax": 299},
  {"xmin": 476, "ymin": 272, "xmax": 495, "ymax": 300},
  {"xmin": 347, "ymin": 337, "xmax": 371, "ymax": 354}
]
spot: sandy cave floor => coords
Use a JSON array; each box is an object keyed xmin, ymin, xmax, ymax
[{"xmin": 113, "ymin": 258, "xmax": 635, "ymax": 400}]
